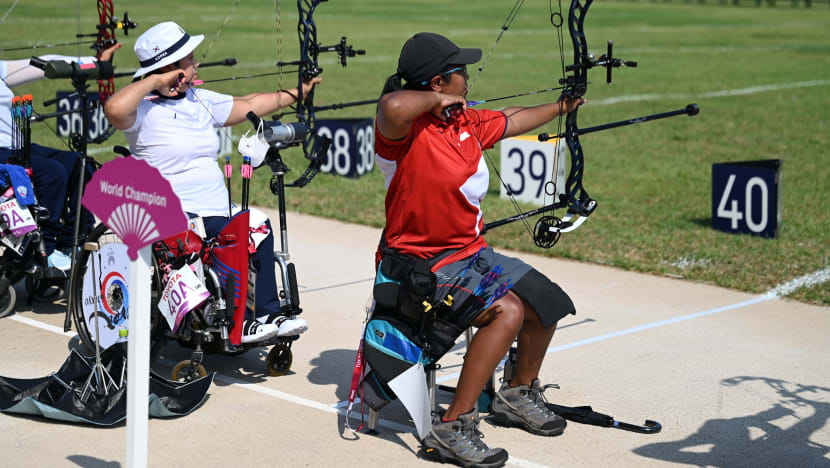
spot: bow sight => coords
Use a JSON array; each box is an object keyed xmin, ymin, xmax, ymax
[
  {"xmin": 563, "ymin": 40, "xmax": 637, "ymax": 85},
  {"xmin": 315, "ymin": 36, "xmax": 367, "ymax": 67},
  {"xmin": 75, "ymin": 11, "xmax": 138, "ymax": 53},
  {"xmin": 277, "ymin": 36, "xmax": 365, "ymax": 79}
]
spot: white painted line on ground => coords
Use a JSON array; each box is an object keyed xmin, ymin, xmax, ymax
[
  {"xmin": 594, "ymin": 80, "xmax": 830, "ymax": 106},
  {"xmin": 436, "ymin": 266, "xmax": 830, "ymax": 384},
  {"xmin": 211, "ymin": 372, "xmax": 413, "ymax": 433},
  {"xmin": 8, "ymin": 314, "xmax": 75, "ymax": 337},
  {"xmin": 767, "ymin": 266, "xmax": 830, "ymax": 296},
  {"xmin": 436, "ymin": 293, "xmax": 775, "ymax": 384},
  {"xmin": 207, "ymin": 372, "xmax": 548, "ymax": 468},
  {"xmin": 301, "ymin": 277, "xmax": 374, "ymax": 294}
]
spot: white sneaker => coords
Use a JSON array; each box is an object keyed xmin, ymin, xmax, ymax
[
  {"xmin": 269, "ymin": 316, "xmax": 308, "ymax": 337},
  {"xmin": 240, "ymin": 319, "xmax": 280, "ymax": 344}
]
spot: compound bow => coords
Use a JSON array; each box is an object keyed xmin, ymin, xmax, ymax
[
  {"xmin": 477, "ymin": 0, "xmax": 699, "ymax": 249},
  {"xmin": 275, "ymin": 0, "xmax": 364, "ymax": 187},
  {"xmin": 199, "ymin": 0, "xmax": 364, "ymax": 188}
]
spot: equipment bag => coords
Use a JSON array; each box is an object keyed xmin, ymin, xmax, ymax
[
  {"xmin": 210, "ymin": 210, "xmax": 250, "ymax": 345},
  {"xmin": 363, "ymin": 317, "xmax": 431, "ymax": 386}
]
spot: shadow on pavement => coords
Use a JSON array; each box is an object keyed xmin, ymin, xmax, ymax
[
  {"xmin": 308, "ymin": 348, "xmax": 417, "ymax": 453},
  {"xmin": 633, "ymin": 376, "xmax": 830, "ymax": 467},
  {"xmin": 67, "ymin": 455, "xmax": 122, "ymax": 468}
]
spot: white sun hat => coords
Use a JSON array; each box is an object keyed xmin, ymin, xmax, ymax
[{"xmin": 132, "ymin": 22, "xmax": 204, "ymax": 78}]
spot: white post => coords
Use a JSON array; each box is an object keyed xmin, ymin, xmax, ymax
[{"xmin": 126, "ymin": 245, "xmax": 152, "ymax": 468}]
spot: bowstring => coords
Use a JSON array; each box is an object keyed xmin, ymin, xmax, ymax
[
  {"xmin": 200, "ymin": 0, "xmax": 242, "ymax": 64},
  {"xmin": 275, "ymin": 0, "xmax": 285, "ymax": 107},
  {"xmin": 549, "ymin": 0, "xmax": 568, "ymax": 208},
  {"xmin": 476, "ymin": 128, "xmax": 536, "ymax": 240},
  {"xmin": 192, "ymin": 0, "xmax": 241, "ymax": 146},
  {"xmin": 468, "ymin": 0, "xmax": 525, "ymax": 92},
  {"xmin": 0, "ymin": 0, "xmax": 21, "ymax": 26},
  {"xmin": 468, "ymin": 0, "xmax": 575, "ymax": 241}
]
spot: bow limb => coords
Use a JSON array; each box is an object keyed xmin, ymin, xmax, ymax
[
  {"xmin": 285, "ymin": 0, "xmax": 328, "ymax": 188},
  {"xmin": 523, "ymin": 0, "xmax": 596, "ymax": 248},
  {"xmin": 560, "ymin": 0, "xmax": 596, "ymax": 219},
  {"xmin": 95, "ymin": 0, "xmax": 116, "ymax": 104},
  {"xmin": 285, "ymin": 0, "xmax": 364, "ymax": 187},
  {"xmin": 89, "ymin": 0, "xmax": 136, "ymax": 143}
]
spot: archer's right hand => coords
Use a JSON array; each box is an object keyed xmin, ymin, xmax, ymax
[
  {"xmin": 155, "ymin": 69, "xmax": 189, "ymax": 97},
  {"xmin": 431, "ymin": 93, "xmax": 467, "ymax": 122}
]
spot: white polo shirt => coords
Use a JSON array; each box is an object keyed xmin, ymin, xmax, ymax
[
  {"xmin": 123, "ymin": 88, "xmax": 234, "ymax": 217},
  {"xmin": 0, "ymin": 62, "xmax": 17, "ymax": 149}
]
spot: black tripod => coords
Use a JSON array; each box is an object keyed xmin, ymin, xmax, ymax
[{"xmin": 26, "ymin": 57, "xmax": 111, "ymax": 331}]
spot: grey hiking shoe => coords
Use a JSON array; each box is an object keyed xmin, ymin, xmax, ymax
[
  {"xmin": 421, "ymin": 410, "xmax": 508, "ymax": 468},
  {"xmin": 489, "ymin": 378, "xmax": 566, "ymax": 436}
]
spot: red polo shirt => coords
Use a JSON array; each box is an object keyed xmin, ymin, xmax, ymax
[{"xmin": 375, "ymin": 108, "xmax": 507, "ymax": 268}]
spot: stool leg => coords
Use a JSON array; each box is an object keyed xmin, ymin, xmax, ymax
[
  {"xmin": 427, "ymin": 365, "xmax": 437, "ymax": 413},
  {"xmin": 367, "ymin": 407, "xmax": 379, "ymax": 433}
]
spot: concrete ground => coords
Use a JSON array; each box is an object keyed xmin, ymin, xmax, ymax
[{"xmin": 1, "ymin": 209, "xmax": 828, "ymax": 468}]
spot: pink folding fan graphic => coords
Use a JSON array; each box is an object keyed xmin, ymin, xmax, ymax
[{"xmin": 82, "ymin": 156, "xmax": 186, "ymax": 260}]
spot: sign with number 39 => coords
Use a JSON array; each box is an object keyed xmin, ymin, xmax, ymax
[{"xmin": 499, "ymin": 135, "xmax": 567, "ymax": 206}]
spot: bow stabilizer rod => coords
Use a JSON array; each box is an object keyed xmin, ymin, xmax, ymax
[
  {"xmin": 110, "ymin": 58, "xmax": 238, "ymax": 79},
  {"xmin": 539, "ymin": 104, "xmax": 699, "ymax": 141}
]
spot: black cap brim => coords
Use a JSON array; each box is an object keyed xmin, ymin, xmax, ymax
[{"xmin": 453, "ymin": 47, "xmax": 482, "ymax": 65}]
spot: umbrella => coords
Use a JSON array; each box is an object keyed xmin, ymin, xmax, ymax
[{"xmin": 546, "ymin": 403, "xmax": 662, "ymax": 434}]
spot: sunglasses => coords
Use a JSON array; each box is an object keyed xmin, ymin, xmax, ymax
[{"xmin": 421, "ymin": 66, "xmax": 468, "ymax": 85}]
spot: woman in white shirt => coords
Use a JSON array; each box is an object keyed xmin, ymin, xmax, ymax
[{"xmin": 105, "ymin": 22, "xmax": 318, "ymax": 343}]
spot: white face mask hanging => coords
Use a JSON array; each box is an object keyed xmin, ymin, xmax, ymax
[{"xmin": 237, "ymin": 120, "xmax": 270, "ymax": 168}]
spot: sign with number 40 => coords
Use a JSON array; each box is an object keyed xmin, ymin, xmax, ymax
[{"xmin": 712, "ymin": 160, "xmax": 781, "ymax": 238}]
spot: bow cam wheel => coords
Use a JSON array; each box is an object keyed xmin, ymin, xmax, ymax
[
  {"xmin": 534, "ymin": 216, "xmax": 563, "ymax": 249},
  {"xmin": 266, "ymin": 343, "xmax": 293, "ymax": 376},
  {"xmin": 171, "ymin": 360, "xmax": 207, "ymax": 382}
]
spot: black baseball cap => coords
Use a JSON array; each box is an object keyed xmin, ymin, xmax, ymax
[{"xmin": 396, "ymin": 32, "xmax": 482, "ymax": 85}]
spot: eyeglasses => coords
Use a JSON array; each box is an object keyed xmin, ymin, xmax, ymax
[{"xmin": 421, "ymin": 66, "xmax": 468, "ymax": 85}]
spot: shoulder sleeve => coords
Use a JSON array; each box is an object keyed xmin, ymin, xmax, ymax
[
  {"xmin": 193, "ymin": 88, "xmax": 234, "ymax": 127},
  {"xmin": 122, "ymin": 99, "xmax": 151, "ymax": 134},
  {"xmin": 374, "ymin": 121, "xmax": 415, "ymax": 189},
  {"xmin": 467, "ymin": 108, "xmax": 507, "ymax": 150},
  {"xmin": 374, "ymin": 119, "xmax": 416, "ymax": 165}
]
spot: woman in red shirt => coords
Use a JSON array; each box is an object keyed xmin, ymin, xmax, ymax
[{"xmin": 373, "ymin": 32, "xmax": 584, "ymax": 467}]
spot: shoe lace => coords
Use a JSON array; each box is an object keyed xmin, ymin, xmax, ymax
[
  {"xmin": 523, "ymin": 382, "xmax": 560, "ymax": 417},
  {"xmin": 457, "ymin": 417, "xmax": 490, "ymax": 452}
]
